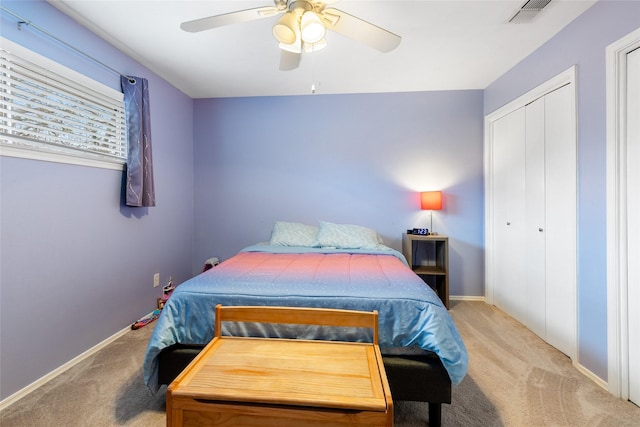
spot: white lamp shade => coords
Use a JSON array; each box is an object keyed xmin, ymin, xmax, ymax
[
  {"xmin": 300, "ymin": 11, "xmax": 325, "ymax": 44},
  {"xmin": 273, "ymin": 12, "xmax": 298, "ymax": 44}
]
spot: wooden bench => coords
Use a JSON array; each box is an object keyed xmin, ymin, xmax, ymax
[{"xmin": 166, "ymin": 305, "xmax": 393, "ymax": 426}]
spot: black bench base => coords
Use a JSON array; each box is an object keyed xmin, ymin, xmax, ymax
[
  {"xmin": 382, "ymin": 354, "xmax": 451, "ymax": 427},
  {"xmin": 157, "ymin": 345, "xmax": 452, "ymax": 427}
]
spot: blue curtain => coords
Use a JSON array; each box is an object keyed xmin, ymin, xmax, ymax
[{"xmin": 121, "ymin": 76, "xmax": 155, "ymax": 207}]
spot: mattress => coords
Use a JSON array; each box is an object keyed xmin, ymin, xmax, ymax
[{"xmin": 143, "ymin": 244, "xmax": 468, "ymax": 392}]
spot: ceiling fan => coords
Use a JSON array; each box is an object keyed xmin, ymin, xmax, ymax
[{"xmin": 180, "ymin": 0, "xmax": 401, "ymax": 71}]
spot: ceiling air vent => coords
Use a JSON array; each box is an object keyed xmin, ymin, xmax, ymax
[{"xmin": 509, "ymin": 0, "xmax": 552, "ymax": 24}]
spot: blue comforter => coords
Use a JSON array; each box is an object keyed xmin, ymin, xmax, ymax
[{"xmin": 143, "ymin": 245, "xmax": 468, "ymax": 392}]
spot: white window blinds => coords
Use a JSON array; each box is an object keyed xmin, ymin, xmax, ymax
[{"xmin": 0, "ymin": 38, "xmax": 126, "ymax": 167}]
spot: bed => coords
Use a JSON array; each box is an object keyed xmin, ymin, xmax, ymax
[{"xmin": 143, "ymin": 221, "xmax": 468, "ymax": 426}]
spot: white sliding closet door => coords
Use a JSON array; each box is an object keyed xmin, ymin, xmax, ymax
[{"xmin": 627, "ymin": 46, "xmax": 640, "ymax": 405}]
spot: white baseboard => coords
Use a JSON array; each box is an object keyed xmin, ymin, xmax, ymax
[
  {"xmin": 0, "ymin": 323, "xmax": 133, "ymax": 411},
  {"xmin": 450, "ymin": 295, "xmax": 486, "ymax": 302},
  {"xmin": 574, "ymin": 360, "xmax": 608, "ymax": 391}
]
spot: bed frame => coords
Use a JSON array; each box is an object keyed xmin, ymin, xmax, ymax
[{"xmin": 157, "ymin": 344, "xmax": 451, "ymax": 427}]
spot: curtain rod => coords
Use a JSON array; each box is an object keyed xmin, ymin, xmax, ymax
[{"xmin": 0, "ymin": 5, "xmax": 134, "ymax": 83}]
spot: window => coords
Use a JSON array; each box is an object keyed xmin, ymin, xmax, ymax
[{"xmin": 0, "ymin": 37, "xmax": 126, "ymax": 169}]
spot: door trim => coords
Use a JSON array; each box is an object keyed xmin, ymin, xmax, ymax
[
  {"xmin": 606, "ymin": 26, "xmax": 640, "ymax": 399},
  {"xmin": 484, "ymin": 66, "xmax": 577, "ymax": 359}
]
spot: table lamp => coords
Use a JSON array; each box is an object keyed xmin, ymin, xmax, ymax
[{"xmin": 421, "ymin": 191, "xmax": 442, "ymax": 235}]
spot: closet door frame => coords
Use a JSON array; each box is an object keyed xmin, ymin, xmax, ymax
[
  {"xmin": 606, "ymin": 27, "xmax": 640, "ymax": 400},
  {"xmin": 484, "ymin": 66, "xmax": 577, "ymax": 359}
]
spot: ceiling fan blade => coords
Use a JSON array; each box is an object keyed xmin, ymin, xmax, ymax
[
  {"xmin": 321, "ymin": 8, "xmax": 401, "ymax": 53},
  {"xmin": 181, "ymin": 6, "xmax": 282, "ymax": 33},
  {"xmin": 279, "ymin": 50, "xmax": 301, "ymax": 71}
]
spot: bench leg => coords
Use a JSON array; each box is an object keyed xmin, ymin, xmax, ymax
[{"xmin": 428, "ymin": 402, "xmax": 441, "ymax": 427}]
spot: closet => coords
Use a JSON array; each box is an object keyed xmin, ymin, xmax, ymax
[{"xmin": 487, "ymin": 72, "xmax": 577, "ymax": 358}]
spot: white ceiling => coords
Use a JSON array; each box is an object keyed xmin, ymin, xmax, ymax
[{"xmin": 47, "ymin": 0, "xmax": 597, "ymax": 98}]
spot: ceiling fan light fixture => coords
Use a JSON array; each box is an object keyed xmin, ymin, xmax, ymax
[
  {"xmin": 273, "ymin": 11, "xmax": 298, "ymax": 44},
  {"xmin": 300, "ymin": 11, "xmax": 325, "ymax": 44},
  {"xmin": 179, "ymin": 0, "xmax": 401, "ymax": 72}
]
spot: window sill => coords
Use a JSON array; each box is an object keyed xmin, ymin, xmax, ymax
[{"xmin": 0, "ymin": 145, "xmax": 125, "ymax": 171}]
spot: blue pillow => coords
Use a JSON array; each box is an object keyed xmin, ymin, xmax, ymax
[
  {"xmin": 269, "ymin": 221, "xmax": 319, "ymax": 247},
  {"xmin": 316, "ymin": 221, "xmax": 382, "ymax": 249}
]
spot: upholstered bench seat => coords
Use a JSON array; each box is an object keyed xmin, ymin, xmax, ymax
[{"xmin": 381, "ymin": 352, "xmax": 452, "ymax": 427}]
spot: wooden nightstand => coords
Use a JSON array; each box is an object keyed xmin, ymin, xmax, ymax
[{"xmin": 402, "ymin": 234, "xmax": 449, "ymax": 309}]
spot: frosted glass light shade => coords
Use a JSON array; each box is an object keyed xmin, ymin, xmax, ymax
[
  {"xmin": 273, "ymin": 12, "xmax": 298, "ymax": 44},
  {"xmin": 300, "ymin": 11, "xmax": 325, "ymax": 44},
  {"xmin": 279, "ymin": 23, "xmax": 302, "ymax": 53}
]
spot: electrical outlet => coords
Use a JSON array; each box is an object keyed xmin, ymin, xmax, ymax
[{"xmin": 153, "ymin": 273, "xmax": 160, "ymax": 288}]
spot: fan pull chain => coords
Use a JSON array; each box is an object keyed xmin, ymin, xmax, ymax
[{"xmin": 310, "ymin": 46, "xmax": 317, "ymax": 94}]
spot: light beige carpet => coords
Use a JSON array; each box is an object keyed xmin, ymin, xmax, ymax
[{"xmin": 1, "ymin": 301, "xmax": 638, "ymax": 426}]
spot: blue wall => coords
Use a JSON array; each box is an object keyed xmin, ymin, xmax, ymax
[
  {"xmin": 0, "ymin": 1, "xmax": 195, "ymax": 400},
  {"xmin": 484, "ymin": 0, "xmax": 640, "ymax": 380},
  {"xmin": 192, "ymin": 91, "xmax": 486, "ymax": 297}
]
